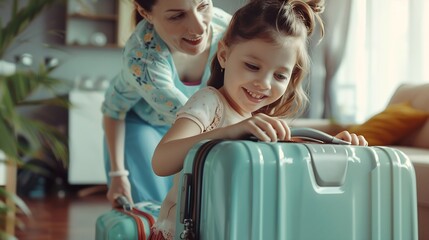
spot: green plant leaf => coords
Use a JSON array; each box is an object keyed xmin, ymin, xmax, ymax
[
  {"xmin": 0, "ymin": 186, "xmax": 31, "ymax": 240},
  {"xmin": 0, "ymin": 78, "xmax": 16, "ymax": 117},
  {"xmin": 0, "ymin": 231, "xmax": 18, "ymax": 240},
  {"xmin": 0, "ymin": 189, "xmax": 31, "ymax": 216},
  {"xmin": 19, "ymin": 96, "xmax": 71, "ymax": 109},
  {"xmin": 1, "ymin": 1, "xmax": 69, "ymax": 238},
  {"xmin": 0, "ymin": 0, "xmax": 59, "ymax": 57},
  {"xmin": 17, "ymin": 117, "xmax": 68, "ymax": 166},
  {"xmin": 0, "ymin": 117, "xmax": 18, "ymax": 160}
]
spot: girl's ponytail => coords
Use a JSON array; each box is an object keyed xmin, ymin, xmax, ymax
[
  {"xmin": 286, "ymin": 0, "xmax": 325, "ymax": 38},
  {"xmin": 305, "ymin": 0, "xmax": 325, "ymax": 14}
]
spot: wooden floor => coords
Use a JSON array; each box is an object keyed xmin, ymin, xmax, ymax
[{"xmin": 14, "ymin": 185, "xmax": 111, "ymax": 240}]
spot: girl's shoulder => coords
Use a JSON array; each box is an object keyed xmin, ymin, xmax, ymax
[
  {"xmin": 187, "ymin": 87, "xmax": 222, "ymax": 104},
  {"xmin": 177, "ymin": 87, "xmax": 225, "ymax": 132},
  {"xmin": 179, "ymin": 87, "xmax": 224, "ymax": 114}
]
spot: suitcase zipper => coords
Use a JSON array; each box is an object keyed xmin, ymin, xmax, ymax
[{"xmin": 180, "ymin": 139, "xmax": 223, "ymax": 240}]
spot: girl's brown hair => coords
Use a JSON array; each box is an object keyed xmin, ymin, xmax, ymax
[{"xmin": 208, "ymin": 0, "xmax": 325, "ymax": 118}]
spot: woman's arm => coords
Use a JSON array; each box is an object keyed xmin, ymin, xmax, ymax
[
  {"xmin": 103, "ymin": 115, "xmax": 133, "ymax": 205},
  {"xmin": 103, "ymin": 115, "xmax": 126, "ymax": 171},
  {"xmin": 152, "ymin": 113, "xmax": 291, "ymax": 176}
]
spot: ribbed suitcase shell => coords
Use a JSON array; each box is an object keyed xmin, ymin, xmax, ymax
[
  {"xmin": 95, "ymin": 201, "xmax": 160, "ymax": 240},
  {"xmin": 175, "ymin": 140, "xmax": 418, "ymax": 240}
]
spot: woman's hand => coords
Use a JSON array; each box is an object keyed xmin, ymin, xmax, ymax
[
  {"xmin": 226, "ymin": 113, "xmax": 291, "ymax": 142},
  {"xmin": 335, "ymin": 130, "xmax": 368, "ymax": 146},
  {"xmin": 106, "ymin": 176, "xmax": 133, "ymax": 207}
]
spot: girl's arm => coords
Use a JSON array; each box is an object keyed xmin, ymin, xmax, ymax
[
  {"xmin": 152, "ymin": 113, "xmax": 291, "ymax": 176},
  {"xmin": 152, "ymin": 113, "xmax": 369, "ymax": 177}
]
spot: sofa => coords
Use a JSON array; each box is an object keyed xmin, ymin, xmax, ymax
[{"xmin": 289, "ymin": 83, "xmax": 429, "ymax": 240}]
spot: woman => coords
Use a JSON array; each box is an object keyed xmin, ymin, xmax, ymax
[{"xmin": 101, "ymin": 0, "xmax": 231, "ymax": 206}]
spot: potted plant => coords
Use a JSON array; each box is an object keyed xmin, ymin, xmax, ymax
[{"xmin": 0, "ymin": 0, "xmax": 68, "ymax": 239}]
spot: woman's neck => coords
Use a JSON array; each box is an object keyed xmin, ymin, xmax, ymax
[{"xmin": 172, "ymin": 26, "xmax": 213, "ymax": 84}]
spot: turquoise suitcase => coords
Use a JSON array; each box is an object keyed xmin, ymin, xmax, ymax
[
  {"xmin": 175, "ymin": 134, "xmax": 419, "ymax": 239},
  {"xmin": 95, "ymin": 197, "xmax": 160, "ymax": 240}
]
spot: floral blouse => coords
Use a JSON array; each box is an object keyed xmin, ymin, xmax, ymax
[{"xmin": 102, "ymin": 8, "xmax": 231, "ymax": 125}]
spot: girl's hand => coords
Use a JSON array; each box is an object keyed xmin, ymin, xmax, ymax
[
  {"xmin": 107, "ymin": 176, "xmax": 133, "ymax": 207},
  {"xmin": 335, "ymin": 130, "xmax": 368, "ymax": 146},
  {"xmin": 227, "ymin": 113, "xmax": 291, "ymax": 142},
  {"xmin": 153, "ymin": 114, "xmax": 291, "ymax": 176}
]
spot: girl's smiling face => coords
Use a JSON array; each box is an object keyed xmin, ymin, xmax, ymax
[
  {"xmin": 141, "ymin": 0, "xmax": 213, "ymax": 55},
  {"xmin": 217, "ymin": 37, "xmax": 299, "ymax": 116}
]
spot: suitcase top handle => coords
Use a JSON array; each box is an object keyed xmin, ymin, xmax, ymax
[
  {"xmin": 247, "ymin": 127, "xmax": 350, "ymax": 144},
  {"xmin": 291, "ymin": 127, "xmax": 351, "ymax": 145},
  {"xmin": 116, "ymin": 195, "xmax": 133, "ymax": 211}
]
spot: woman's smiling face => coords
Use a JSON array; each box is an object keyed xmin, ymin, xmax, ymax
[
  {"xmin": 217, "ymin": 37, "xmax": 299, "ymax": 116},
  {"xmin": 142, "ymin": 0, "xmax": 213, "ymax": 55}
]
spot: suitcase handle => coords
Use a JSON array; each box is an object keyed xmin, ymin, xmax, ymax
[
  {"xmin": 290, "ymin": 127, "xmax": 351, "ymax": 145},
  {"xmin": 116, "ymin": 195, "xmax": 133, "ymax": 211},
  {"xmin": 247, "ymin": 127, "xmax": 350, "ymax": 145}
]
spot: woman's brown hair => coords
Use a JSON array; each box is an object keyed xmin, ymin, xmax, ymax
[{"xmin": 133, "ymin": 0, "xmax": 157, "ymax": 25}]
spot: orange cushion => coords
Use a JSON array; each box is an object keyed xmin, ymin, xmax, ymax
[{"xmin": 348, "ymin": 102, "xmax": 429, "ymax": 146}]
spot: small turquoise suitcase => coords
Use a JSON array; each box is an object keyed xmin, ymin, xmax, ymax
[
  {"xmin": 175, "ymin": 130, "xmax": 419, "ymax": 240},
  {"xmin": 95, "ymin": 197, "xmax": 160, "ymax": 240}
]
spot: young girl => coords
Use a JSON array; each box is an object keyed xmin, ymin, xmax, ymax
[{"xmin": 150, "ymin": 0, "xmax": 367, "ymax": 239}]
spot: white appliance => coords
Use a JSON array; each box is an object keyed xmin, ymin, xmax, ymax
[
  {"xmin": 68, "ymin": 87, "xmax": 107, "ymax": 184},
  {"xmin": 0, "ymin": 150, "xmax": 6, "ymax": 186}
]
